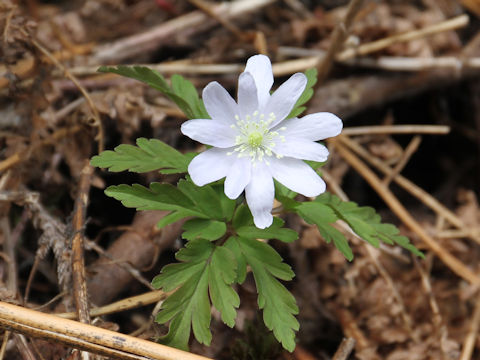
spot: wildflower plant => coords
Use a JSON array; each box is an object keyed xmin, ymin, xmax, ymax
[{"xmin": 91, "ymin": 55, "xmax": 423, "ymax": 352}]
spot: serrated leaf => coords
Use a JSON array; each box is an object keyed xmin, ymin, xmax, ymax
[
  {"xmin": 305, "ymin": 160, "xmax": 327, "ymax": 171},
  {"xmin": 317, "ymin": 223, "xmax": 353, "ymax": 261},
  {"xmin": 98, "ymin": 65, "xmax": 207, "ymax": 119},
  {"xmin": 236, "ymin": 217, "xmax": 298, "ymax": 243},
  {"xmin": 182, "ymin": 218, "xmax": 227, "ymax": 241},
  {"xmin": 232, "ymin": 237, "xmax": 298, "ymax": 352},
  {"xmin": 156, "ymin": 209, "xmax": 192, "ymax": 229},
  {"xmin": 91, "ymin": 138, "xmax": 189, "ymax": 174},
  {"xmin": 209, "ymin": 246, "xmax": 240, "ymax": 327},
  {"xmin": 213, "ymin": 184, "xmax": 236, "ymax": 221},
  {"xmin": 296, "ymin": 201, "xmax": 353, "ymax": 261},
  {"xmin": 178, "ymin": 179, "xmax": 224, "ymax": 220},
  {"xmin": 105, "ymin": 183, "xmax": 205, "ymax": 230},
  {"xmin": 317, "ymin": 193, "xmax": 424, "ymax": 257},
  {"xmin": 232, "ymin": 204, "xmax": 253, "ymax": 229},
  {"xmin": 152, "ymin": 240, "xmax": 240, "ymax": 350},
  {"xmin": 231, "ymin": 205, "xmax": 298, "ymax": 242},
  {"xmin": 105, "ymin": 183, "xmax": 197, "ymax": 212},
  {"xmin": 287, "ymin": 68, "xmax": 318, "ymax": 119},
  {"xmin": 224, "ymin": 237, "xmax": 247, "ymax": 284},
  {"xmin": 156, "ymin": 268, "xmax": 211, "ymax": 350},
  {"xmin": 171, "ymin": 74, "xmax": 209, "ymax": 118},
  {"xmin": 274, "ymin": 180, "xmax": 297, "ymax": 200}
]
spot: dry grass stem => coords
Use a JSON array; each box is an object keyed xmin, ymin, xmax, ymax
[
  {"xmin": 71, "ymin": 160, "xmax": 94, "ymax": 360},
  {"xmin": 188, "ymin": 0, "xmax": 246, "ymax": 40},
  {"xmin": 338, "ymin": 135, "xmax": 480, "ymax": 245},
  {"xmin": 335, "ymin": 137, "xmax": 480, "ymax": 285},
  {"xmin": 349, "ymin": 56, "xmax": 480, "ymax": 71},
  {"xmin": 342, "ymin": 125, "xmax": 450, "ymax": 136},
  {"xmin": 459, "ymin": 292, "xmax": 480, "ymax": 360},
  {"xmin": 337, "ymin": 14, "xmax": 469, "ymax": 61},
  {"xmin": 412, "ymin": 258, "xmax": 451, "ymax": 355},
  {"xmin": 56, "ymin": 290, "xmax": 167, "ymax": 320},
  {"xmin": 316, "ymin": 0, "xmax": 366, "ymax": 83},
  {"xmin": 91, "ymin": 0, "xmax": 276, "ymax": 63},
  {"xmin": 332, "ymin": 190, "xmax": 416, "ymax": 339},
  {"xmin": 85, "ymin": 240, "xmax": 154, "ymax": 290},
  {"xmin": 332, "ymin": 337, "xmax": 356, "ymax": 360},
  {"xmin": 0, "ymin": 125, "xmax": 82, "ymax": 173},
  {"xmin": 383, "ymin": 135, "xmax": 422, "ymax": 186},
  {"xmin": 0, "ymin": 302, "xmax": 212, "ymax": 360},
  {"xmin": 26, "ymin": 34, "xmax": 104, "ymax": 153},
  {"xmin": 322, "ymin": 169, "xmax": 349, "ymax": 201},
  {"xmin": 0, "ymin": 331, "xmax": 9, "ymax": 360}
]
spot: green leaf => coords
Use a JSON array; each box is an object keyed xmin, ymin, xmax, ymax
[
  {"xmin": 156, "ymin": 209, "xmax": 192, "ymax": 229},
  {"xmin": 224, "ymin": 237, "xmax": 247, "ymax": 284},
  {"xmin": 156, "ymin": 268, "xmax": 211, "ymax": 350},
  {"xmin": 317, "ymin": 193, "xmax": 424, "ymax": 257},
  {"xmin": 178, "ymin": 179, "xmax": 224, "ymax": 220},
  {"xmin": 232, "ymin": 204, "xmax": 253, "ymax": 229},
  {"xmin": 305, "ymin": 160, "xmax": 327, "ymax": 171},
  {"xmin": 98, "ymin": 65, "xmax": 207, "ymax": 119},
  {"xmin": 152, "ymin": 240, "xmax": 239, "ymax": 350},
  {"xmin": 274, "ymin": 180, "xmax": 297, "ymax": 200},
  {"xmin": 230, "ymin": 237, "xmax": 298, "ymax": 351},
  {"xmin": 105, "ymin": 183, "xmax": 205, "ymax": 229},
  {"xmin": 90, "ymin": 138, "xmax": 189, "ymax": 174},
  {"xmin": 236, "ymin": 217, "xmax": 298, "ymax": 243},
  {"xmin": 171, "ymin": 74, "xmax": 209, "ymax": 118},
  {"xmin": 182, "ymin": 218, "xmax": 227, "ymax": 241},
  {"xmin": 106, "ymin": 183, "xmax": 196, "ymax": 212},
  {"xmin": 296, "ymin": 201, "xmax": 353, "ymax": 260},
  {"xmin": 287, "ymin": 68, "xmax": 317, "ymax": 119},
  {"xmin": 208, "ymin": 246, "xmax": 240, "ymax": 327},
  {"xmin": 274, "ymin": 181, "xmax": 300, "ymax": 212},
  {"xmin": 318, "ymin": 224, "xmax": 353, "ymax": 261},
  {"xmin": 212, "ymin": 184, "xmax": 236, "ymax": 221}
]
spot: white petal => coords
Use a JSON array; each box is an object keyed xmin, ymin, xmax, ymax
[
  {"xmin": 202, "ymin": 81, "xmax": 238, "ymax": 124},
  {"xmin": 262, "ymin": 73, "xmax": 307, "ymax": 127},
  {"xmin": 224, "ymin": 156, "xmax": 252, "ymax": 199},
  {"xmin": 245, "ymin": 163, "xmax": 274, "ymax": 229},
  {"xmin": 188, "ymin": 148, "xmax": 232, "ymax": 186},
  {"xmin": 244, "ymin": 55, "xmax": 273, "ymax": 108},
  {"xmin": 269, "ymin": 157, "xmax": 326, "ymax": 197},
  {"xmin": 273, "ymin": 138, "xmax": 329, "ymax": 162},
  {"xmin": 181, "ymin": 119, "xmax": 236, "ymax": 148},
  {"xmin": 238, "ymin": 72, "xmax": 259, "ymax": 119},
  {"xmin": 276, "ymin": 112, "xmax": 343, "ymax": 141}
]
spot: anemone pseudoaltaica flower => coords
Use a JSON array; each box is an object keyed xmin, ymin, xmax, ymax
[{"xmin": 181, "ymin": 55, "xmax": 343, "ymax": 229}]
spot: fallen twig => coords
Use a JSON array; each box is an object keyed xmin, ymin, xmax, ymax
[
  {"xmin": 332, "ymin": 337, "xmax": 356, "ymax": 360},
  {"xmin": 334, "ymin": 137, "xmax": 480, "ymax": 285},
  {"xmin": 342, "ymin": 125, "xmax": 450, "ymax": 136},
  {"xmin": 0, "ymin": 125, "xmax": 82, "ymax": 173},
  {"xmin": 0, "ymin": 301, "xmax": 212, "ymax": 360},
  {"xmin": 339, "ymin": 135, "xmax": 480, "ymax": 245},
  {"xmin": 338, "ymin": 14, "xmax": 469, "ymax": 61},
  {"xmin": 56, "ymin": 290, "xmax": 166, "ymax": 320},
  {"xmin": 70, "ymin": 160, "xmax": 94, "ymax": 360},
  {"xmin": 316, "ymin": 0, "xmax": 366, "ymax": 84},
  {"xmin": 383, "ymin": 135, "xmax": 421, "ymax": 186},
  {"xmin": 91, "ymin": 0, "xmax": 276, "ymax": 64},
  {"xmin": 459, "ymin": 291, "xmax": 480, "ymax": 360},
  {"xmin": 25, "ymin": 32, "xmax": 104, "ymax": 153},
  {"xmin": 188, "ymin": 0, "xmax": 246, "ymax": 40}
]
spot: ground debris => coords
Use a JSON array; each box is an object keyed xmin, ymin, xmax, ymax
[{"xmin": 1, "ymin": 0, "xmax": 480, "ymax": 359}]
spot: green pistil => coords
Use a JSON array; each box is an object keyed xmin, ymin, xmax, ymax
[{"xmin": 248, "ymin": 131, "xmax": 263, "ymax": 148}]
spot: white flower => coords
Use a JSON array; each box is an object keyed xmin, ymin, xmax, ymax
[{"xmin": 181, "ymin": 55, "xmax": 342, "ymax": 229}]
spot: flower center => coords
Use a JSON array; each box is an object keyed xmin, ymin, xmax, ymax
[
  {"xmin": 248, "ymin": 131, "xmax": 263, "ymax": 148},
  {"xmin": 227, "ymin": 111, "xmax": 286, "ymax": 165}
]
